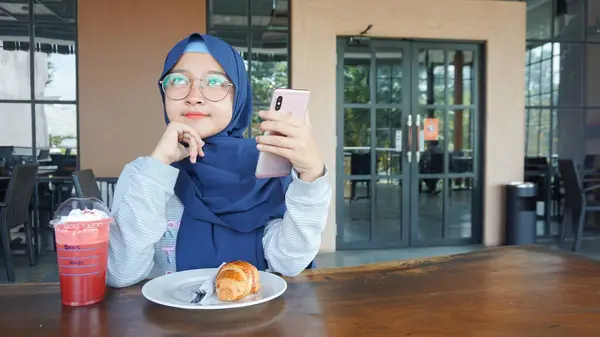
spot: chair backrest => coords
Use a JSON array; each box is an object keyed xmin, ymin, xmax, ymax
[
  {"xmin": 557, "ymin": 159, "xmax": 583, "ymax": 213},
  {"xmin": 72, "ymin": 169, "xmax": 102, "ymax": 200},
  {"xmin": 1, "ymin": 163, "xmax": 38, "ymax": 229}
]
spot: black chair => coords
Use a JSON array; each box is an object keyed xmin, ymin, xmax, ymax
[
  {"xmin": 0, "ymin": 163, "xmax": 39, "ymax": 282},
  {"xmin": 72, "ymin": 169, "xmax": 102, "ymax": 201},
  {"xmin": 557, "ymin": 159, "xmax": 600, "ymax": 251}
]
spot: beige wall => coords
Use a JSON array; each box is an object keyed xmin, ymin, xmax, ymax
[
  {"xmin": 291, "ymin": 0, "xmax": 526, "ymax": 252},
  {"xmin": 78, "ymin": 0, "xmax": 206, "ymax": 177}
]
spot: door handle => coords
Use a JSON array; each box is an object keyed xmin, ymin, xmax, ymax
[
  {"xmin": 407, "ymin": 115, "xmax": 413, "ymax": 163},
  {"xmin": 415, "ymin": 115, "xmax": 423, "ymax": 162}
]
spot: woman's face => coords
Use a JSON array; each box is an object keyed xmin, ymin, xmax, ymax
[{"xmin": 163, "ymin": 52, "xmax": 234, "ymax": 138}]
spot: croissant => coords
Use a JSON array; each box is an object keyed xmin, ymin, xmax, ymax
[{"xmin": 215, "ymin": 261, "xmax": 261, "ymax": 301}]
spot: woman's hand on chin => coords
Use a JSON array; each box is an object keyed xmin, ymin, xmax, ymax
[
  {"xmin": 255, "ymin": 110, "xmax": 325, "ymax": 182},
  {"xmin": 151, "ymin": 122, "xmax": 205, "ymax": 165}
]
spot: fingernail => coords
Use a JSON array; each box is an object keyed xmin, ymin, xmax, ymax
[
  {"xmin": 256, "ymin": 144, "xmax": 262, "ymax": 150},
  {"xmin": 258, "ymin": 111, "xmax": 265, "ymax": 117}
]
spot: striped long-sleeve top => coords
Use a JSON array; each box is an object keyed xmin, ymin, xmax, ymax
[{"xmin": 106, "ymin": 156, "xmax": 331, "ymax": 288}]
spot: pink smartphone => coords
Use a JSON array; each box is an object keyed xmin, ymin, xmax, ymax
[{"xmin": 255, "ymin": 88, "xmax": 310, "ymax": 178}]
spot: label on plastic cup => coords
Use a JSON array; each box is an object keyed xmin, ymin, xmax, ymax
[{"xmin": 54, "ymin": 219, "xmax": 111, "ymax": 307}]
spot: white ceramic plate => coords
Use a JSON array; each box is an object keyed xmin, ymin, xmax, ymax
[{"xmin": 141, "ymin": 268, "xmax": 287, "ymax": 310}]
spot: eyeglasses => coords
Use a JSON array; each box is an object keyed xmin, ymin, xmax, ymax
[{"xmin": 159, "ymin": 72, "xmax": 234, "ymax": 102}]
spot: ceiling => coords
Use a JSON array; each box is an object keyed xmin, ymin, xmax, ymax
[
  {"xmin": 0, "ymin": 0, "xmax": 75, "ymax": 54},
  {"xmin": 0, "ymin": 0, "xmax": 75, "ymax": 23},
  {"xmin": 0, "ymin": 1, "xmax": 291, "ymax": 56},
  {"xmin": 208, "ymin": 0, "xmax": 289, "ymax": 55}
]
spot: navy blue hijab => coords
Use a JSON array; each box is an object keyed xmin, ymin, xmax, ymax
[{"xmin": 158, "ymin": 33, "xmax": 293, "ymax": 271}]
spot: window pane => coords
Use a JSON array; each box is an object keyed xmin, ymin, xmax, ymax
[
  {"xmin": 586, "ymin": 44, "xmax": 600, "ymax": 106},
  {"xmin": 448, "ymin": 109, "xmax": 474, "ymax": 173},
  {"xmin": 250, "ymin": 30, "xmax": 288, "ymax": 104},
  {"xmin": 35, "ymin": 0, "xmax": 76, "ymax": 23},
  {"xmin": 342, "ymin": 179, "xmax": 371, "ymax": 243},
  {"xmin": 526, "ymin": 0, "xmax": 552, "ymax": 40},
  {"xmin": 375, "ymin": 109, "xmax": 402, "ymax": 175},
  {"xmin": 344, "ymin": 108, "xmax": 371, "ymax": 175},
  {"xmin": 417, "ymin": 49, "xmax": 444, "ymax": 105},
  {"xmin": 527, "ymin": 108, "xmax": 541, "ymax": 156},
  {"xmin": 344, "ymin": 46, "xmax": 371, "ymax": 104},
  {"xmin": 35, "ymin": 104, "xmax": 77, "ymax": 175},
  {"xmin": 209, "ymin": 0, "xmax": 248, "ymax": 29},
  {"xmin": 587, "ymin": 0, "xmax": 600, "ymax": 41},
  {"xmin": 0, "ymin": 1, "xmax": 30, "ymax": 22},
  {"xmin": 554, "ymin": 0, "xmax": 583, "ymax": 41},
  {"xmin": 554, "ymin": 43, "xmax": 584, "ymax": 107},
  {"xmin": 448, "ymin": 50, "xmax": 474, "ymax": 106},
  {"xmin": 34, "ymin": 25, "xmax": 76, "ymax": 101},
  {"xmin": 375, "ymin": 52, "xmax": 403, "ymax": 104},
  {"xmin": 0, "ymin": 23, "xmax": 31, "ymax": 100},
  {"xmin": 251, "ymin": 104, "xmax": 269, "ymax": 138},
  {"xmin": 0, "ymin": 103, "xmax": 32, "ymax": 148},
  {"xmin": 251, "ymin": 0, "xmax": 289, "ymax": 29},
  {"xmin": 555, "ymin": 108, "xmax": 584, "ymax": 162},
  {"xmin": 207, "ymin": 30, "xmax": 250, "ymax": 69}
]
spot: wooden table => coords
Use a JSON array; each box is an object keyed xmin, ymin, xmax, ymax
[{"xmin": 2, "ymin": 246, "xmax": 600, "ymax": 336}]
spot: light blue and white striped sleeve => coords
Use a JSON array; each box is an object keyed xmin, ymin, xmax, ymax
[
  {"xmin": 106, "ymin": 156, "xmax": 179, "ymax": 288},
  {"xmin": 262, "ymin": 167, "xmax": 332, "ymax": 277}
]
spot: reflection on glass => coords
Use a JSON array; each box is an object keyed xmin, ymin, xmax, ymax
[
  {"xmin": 209, "ymin": 0, "xmax": 248, "ymax": 28},
  {"xmin": 375, "ymin": 109, "xmax": 404, "ymax": 175},
  {"xmin": 35, "ymin": 0, "xmax": 76, "ymax": 23},
  {"xmin": 251, "ymin": 31, "xmax": 288, "ymax": 104},
  {"xmin": 0, "ymin": 23, "xmax": 30, "ymax": 100},
  {"xmin": 554, "ymin": 0, "xmax": 583, "ymax": 41},
  {"xmin": 525, "ymin": 108, "xmax": 551, "ymax": 157},
  {"xmin": 343, "ymin": 179, "xmax": 371, "ymax": 243},
  {"xmin": 526, "ymin": 109, "xmax": 541, "ymax": 156},
  {"xmin": 375, "ymin": 51, "xmax": 402, "ymax": 104},
  {"xmin": 448, "ymin": 109, "xmax": 473, "ymax": 173},
  {"xmin": 207, "ymin": 30, "xmax": 250, "ymax": 67},
  {"xmin": 344, "ymin": 47, "xmax": 371, "ymax": 104},
  {"xmin": 525, "ymin": 0, "xmax": 552, "ymax": 40},
  {"xmin": 419, "ymin": 109, "xmax": 444, "ymax": 175},
  {"xmin": 251, "ymin": 105, "xmax": 269, "ymax": 138},
  {"xmin": 447, "ymin": 178, "xmax": 473, "ymax": 239},
  {"xmin": 35, "ymin": 104, "xmax": 77, "ymax": 149},
  {"xmin": 553, "ymin": 43, "xmax": 583, "ymax": 107},
  {"xmin": 0, "ymin": 103, "xmax": 32, "ymax": 147},
  {"xmin": 417, "ymin": 178, "xmax": 444, "ymax": 238},
  {"xmin": 375, "ymin": 109, "xmax": 402, "ymax": 175},
  {"xmin": 585, "ymin": 109, "xmax": 600, "ymax": 148},
  {"xmin": 373, "ymin": 179, "xmax": 402, "ymax": 241},
  {"xmin": 552, "ymin": 109, "xmax": 558, "ymax": 158},
  {"xmin": 587, "ymin": 1, "xmax": 600, "ymax": 41},
  {"xmin": 417, "ymin": 49, "xmax": 444, "ymax": 105},
  {"xmin": 554, "ymin": 108, "xmax": 584, "ymax": 162},
  {"xmin": 251, "ymin": 0, "xmax": 289, "ymax": 29},
  {"xmin": 587, "ymin": 45, "xmax": 600, "ymax": 107},
  {"xmin": 447, "ymin": 50, "xmax": 474, "ymax": 106},
  {"xmin": 34, "ymin": 25, "xmax": 76, "ymax": 101},
  {"xmin": 344, "ymin": 108, "xmax": 371, "ymax": 175}
]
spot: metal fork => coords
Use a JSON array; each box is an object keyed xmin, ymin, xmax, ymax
[{"xmin": 190, "ymin": 288, "xmax": 206, "ymax": 304}]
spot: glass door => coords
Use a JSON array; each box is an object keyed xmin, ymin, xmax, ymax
[
  {"xmin": 336, "ymin": 38, "xmax": 482, "ymax": 249},
  {"xmin": 409, "ymin": 43, "xmax": 482, "ymax": 246},
  {"xmin": 336, "ymin": 38, "xmax": 411, "ymax": 249}
]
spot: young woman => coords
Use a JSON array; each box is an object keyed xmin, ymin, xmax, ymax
[{"xmin": 106, "ymin": 33, "xmax": 331, "ymax": 288}]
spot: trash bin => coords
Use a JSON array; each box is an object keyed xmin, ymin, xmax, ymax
[{"xmin": 505, "ymin": 182, "xmax": 537, "ymax": 245}]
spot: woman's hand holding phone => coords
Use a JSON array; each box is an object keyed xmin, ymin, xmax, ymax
[
  {"xmin": 151, "ymin": 122, "xmax": 205, "ymax": 165},
  {"xmin": 255, "ymin": 110, "xmax": 324, "ymax": 182}
]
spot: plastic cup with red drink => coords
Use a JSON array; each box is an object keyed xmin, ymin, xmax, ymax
[{"xmin": 50, "ymin": 197, "xmax": 113, "ymax": 307}]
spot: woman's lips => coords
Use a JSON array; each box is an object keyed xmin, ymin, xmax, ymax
[{"xmin": 185, "ymin": 112, "xmax": 208, "ymax": 119}]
